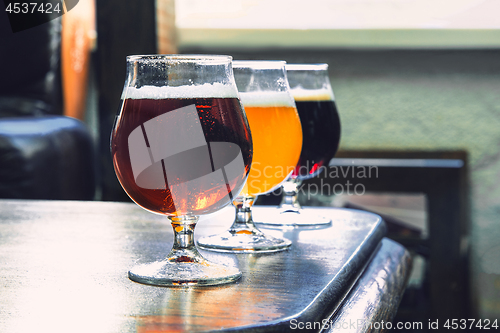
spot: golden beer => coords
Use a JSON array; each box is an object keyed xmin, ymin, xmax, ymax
[{"xmin": 239, "ymin": 91, "xmax": 302, "ymax": 196}]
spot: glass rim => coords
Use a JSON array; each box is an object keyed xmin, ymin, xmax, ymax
[
  {"xmin": 232, "ymin": 60, "xmax": 286, "ymax": 70},
  {"xmin": 286, "ymin": 63, "xmax": 329, "ymax": 71},
  {"xmin": 126, "ymin": 54, "xmax": 233, "ymax": 64}
]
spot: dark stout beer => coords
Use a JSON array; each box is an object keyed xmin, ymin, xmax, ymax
[{"xmin": 292, "ymin": 98, "xmax": 341, "ymax": 180}]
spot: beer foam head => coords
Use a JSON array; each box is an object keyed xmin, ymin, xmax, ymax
[
  {"xmin": 123, "ymin": 83, "xmax": 239, "ymax": 100},
  {"xmin": 238, "ymin": 91, "xmax": 295, "ymax": 107},
  {"xmin": 290, "ymin": 87, "xmax": 335, "ymax": 101}
]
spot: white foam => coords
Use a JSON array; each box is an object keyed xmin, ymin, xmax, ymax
[
  {"xmin": 238, "ymin": 91, "xmax": 295, "ymax": 107},
  {"xmin": 123, "ymin": 83, "xmax": 239, "ymax": 100},
  {"xmin": 290, "ymin": 87, "xmax": 335, "ymax": 101}
]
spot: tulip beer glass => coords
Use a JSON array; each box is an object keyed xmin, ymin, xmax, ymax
[
  {"xmin": 271, "ymin": 63, "xmax": 341, "ymax": 226},
  {"xmin": 111, "ymin": 55, "xmax": 253, "ymax": 286},
  {"xmin": 198, "ymin": 60, "xmax": 302, "ymax": 252}
]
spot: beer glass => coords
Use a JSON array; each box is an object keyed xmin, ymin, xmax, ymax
[
  {"xmin": 267, "ymin": 63, "xmax": 341, "ymax": 226},
  {"xmin": 111, "ymin": 55, "xmax": 253, "ymax": 286},
  {"xmin": 198, "ymin": 60, "xmax": 302, "ymax": 252}
]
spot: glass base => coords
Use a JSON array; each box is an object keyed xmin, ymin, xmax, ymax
[
  {"xmin": 198, "ymin": 195, "xmax": 291, "ymax": 253},
  {"xmin": 256, "ymin": 208, "xmax": 332, "ymax": 227},
  {"xmin": 197, "ymin": 230, "xmax": 291, "ymax": 253},
  {"xmin": 128, "ymin": 259, "xmax": 242, "ymax": 287},
  {"xmin": 128, "ymin": 215, "xmax": 242, "ymax": 287},
  {"xmin": 272, "ymin": 179, "xmax": 331, "ymax": 226}
]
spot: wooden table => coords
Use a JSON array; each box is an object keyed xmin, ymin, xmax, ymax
[{"xmin": 0, "ymin": 200, "xmax": 411, "ymax": 332}]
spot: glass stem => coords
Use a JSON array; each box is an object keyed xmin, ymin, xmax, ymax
[
  {"xmin": 167, "ymin": 215, "xmax": 206, "ymax": 263},
  {"xmin": 279, "ymin": 178, "xmax": 302, "ymax": 212},
  {"xmin": 228, "ymin": 195, "xmax": 262, "ymax": 235}
]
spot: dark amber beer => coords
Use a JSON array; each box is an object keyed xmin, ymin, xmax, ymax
[{"xmin": 111, "ymin": 87, "xmax": 252, "ymax": 217}]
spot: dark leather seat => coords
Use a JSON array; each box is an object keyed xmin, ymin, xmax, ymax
[
  {"xmin": 0, "ymin": 117, "xmax": 95, "ymax": 200},
  {"xmin": 0, "ymin": 18, "xmax": 96, "ymax": 200}
]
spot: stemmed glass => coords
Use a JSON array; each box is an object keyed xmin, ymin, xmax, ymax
[
  {"xmin": 197, "ymin": 60, "xmax": 302, "ymax": 252},
  {"xmin": 264, "ymin": 64, "xmax": 341, "ymax": 226},
  {"xmin": 111, "ymin": 55, "xmax": 253, "ymax": 286}
]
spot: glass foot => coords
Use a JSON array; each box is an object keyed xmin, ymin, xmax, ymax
[
  {"xmin": 255, "ymin": 208, "xmax": 332, "ymax": 227},
  {"xmin": 128, "ymin": 215, "xmax": 241, "ymax": 287},
  {"xmin": 128, "ymin": 259, "xmax": 241, "ymax": 287},
  {"xmin": 197, "ymin": 229, "xmax": 291, "ymax": 253},
  {"xmin": 272, "ymin": 178, "xmax": 332, "ymax": 226},
  {"xmin": 198, "ymin": 195, "xmax": 291, "ymax": 253}
]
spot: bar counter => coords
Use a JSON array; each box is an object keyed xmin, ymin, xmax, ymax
[{"xmin": 0, "ymin": 200, "xmax": 411, "ymax": 332}]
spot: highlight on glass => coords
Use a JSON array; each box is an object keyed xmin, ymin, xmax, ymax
[
  {"xmin": 197, "ymin": 60, "xmax": 302, "ymax": 252},
  {"xmin": 111, "ymin": 55, "xmax": 253, "ymax": 286}
]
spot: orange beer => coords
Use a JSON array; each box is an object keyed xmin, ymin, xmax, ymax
[{"xmin": 239, "ymin": 91, "xmax": 303, "ymax": 196}]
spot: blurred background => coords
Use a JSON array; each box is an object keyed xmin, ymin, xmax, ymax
[{"xmin": 1, "ymin": 0, "xmax": 500, "ymax": 330}]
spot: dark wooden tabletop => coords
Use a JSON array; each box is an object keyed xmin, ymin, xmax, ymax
[{"xmin": 0, "ymin": 200, "xmax": 411, "ymax": 333}]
